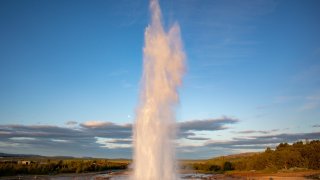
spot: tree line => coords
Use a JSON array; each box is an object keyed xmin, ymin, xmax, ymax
[
  {"xmin": 181, "ymin": 140, "xmax": 320, "ymax": 172},
  {"xmin": 0, "ymin": 159, "xmax": 128, "ymax": 176},
  {"xmin": 234, "ymin": 140, "xmax": 320, "ymax": 171}
]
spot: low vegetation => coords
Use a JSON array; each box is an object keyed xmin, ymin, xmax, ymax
[
  {"xmin": 0, "ymin": 158, "xmax": 129, "ymax": 176},
  {"xmin": 1, "ymin": 140, "xmax": 319, "ymax": 176},
  {"xmin": 181, "ymin": 140, "xmax": 320, "ymax": 173}
]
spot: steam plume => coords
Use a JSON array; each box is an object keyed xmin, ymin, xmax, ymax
[{"xmin": 133, "ymin": 0, "xmax": 185, "ymax": 179}]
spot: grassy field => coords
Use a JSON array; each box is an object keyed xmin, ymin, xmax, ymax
[{"xmin": 0, "ymin": 154, "xmax": 130, "ymax": 176}]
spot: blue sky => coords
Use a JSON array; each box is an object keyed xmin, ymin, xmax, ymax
[{"xmin": 0, "ymin": 0, "xmax": 319, "ymax": 159}]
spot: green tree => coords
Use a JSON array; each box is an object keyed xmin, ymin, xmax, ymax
[{"xmin": 223, "ymin": 161, "xmax": 234, "ymax": 171}]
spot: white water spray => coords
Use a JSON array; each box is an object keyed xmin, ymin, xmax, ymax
[{"xmin": 133, "ymin": 0, "xmax": 185, "ymax": 179}]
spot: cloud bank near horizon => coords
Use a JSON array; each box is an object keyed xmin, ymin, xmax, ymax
[{"xmin": 0, "ymin": 117, "xmax": 319, "ymax": 159}]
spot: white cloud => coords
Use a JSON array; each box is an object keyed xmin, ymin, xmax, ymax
[
  {"xmin": 95, "ymin": 137, "xmax": 132, "ymax": 149},
  {"xmin": 81, "ymin": 121, "xmax": 111, "ymax": 128},
  {"xmin": 9, "ymin": 137, "xmax": 36, "ymax": 141},
  {"xmin": 0, "ymin": 142, "xmax": 21, "ymax": 147},
  {"xmin": 51, "ymin": 139, "xmax": 69, "ymax": 143}
]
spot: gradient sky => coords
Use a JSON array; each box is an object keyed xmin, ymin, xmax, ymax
[{"xmin": 0, "ymin": 0, "xmax": 320, "ymax": 159}]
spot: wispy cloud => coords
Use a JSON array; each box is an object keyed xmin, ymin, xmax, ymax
[
  {"xmin": 177, "ymin": 131, "xmax": 320, "ymax": 159},
  {"xmin": 95, "ymin": 137, "xmax": 132, "ymax": 149},
  {"xmin": 256, "ymin": 92, "xmax": 320, "ymax": 112},
  {"xmin": 301, "ymin": 92, "xmax": 320, "ymax": 111},
  {"xmin": 65, "ymin": 121, "xmax": 78, "ymax": 126},
  {"xmin": 301, "ymin": 102, "xmax": 319, "ymax": 111},
  {"xmin": 205, "ymin": 132, "xmax": 320, "ymax": 149},
  {"xmin": 256, "ymin": 95, "xmax": 301, "ymax": 110},
  {"xmin": 80, "ymin": 121, "xmax": 132, "ymax": 130},
  {"xmin": 185, "ymin": 136, "xmax": 210, "ymax": 141},
  {"xmin": 9, "ymin": 137, "xmax": 36, "ymax": 141},
  {"xmin": 175, "ymin": 0, "xmax": 278, "ymax": 69},
  {"xmin": 51, "ymin": 139, "xmax": 70, "ymax": 143},
  {"xmin": 233, "ymin": 129, "xmax": 279, "ymax": 134},
  {"xmin": 274, "ymin": 96, "xmax": 300, "ymax": 103},
  {"xmin": 179, "ymin": 117, "xmax": 238, "ymax": 131}
]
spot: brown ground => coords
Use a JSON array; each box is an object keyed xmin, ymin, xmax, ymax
[{"xmin": 228, "ymin": 170, "xmax": 320, "ymax": 180}]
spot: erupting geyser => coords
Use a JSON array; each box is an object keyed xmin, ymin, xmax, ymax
[{"xmin": 133, "ymin": 0, "xmax": 185, "ymax": 179}]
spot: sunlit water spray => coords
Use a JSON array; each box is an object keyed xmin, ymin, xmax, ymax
[{"xmin": 133, "ymin": 0, "xmax": 185, "ymax": 179}]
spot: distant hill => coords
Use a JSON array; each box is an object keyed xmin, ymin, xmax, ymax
[
  {"xmin": 211, "ymin": 152, "xmax": 260, "ymax": 160},
  {"xmin": 0, "ymin": 152, "xmax": 43, "ymax": 158},
  {"xmin": 0, "ymin": 152, "xmax": 130, "ymax": 160},
  {"xmin": 0, "ymin": 152, "xmax": 78, "ymax": 159}
]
